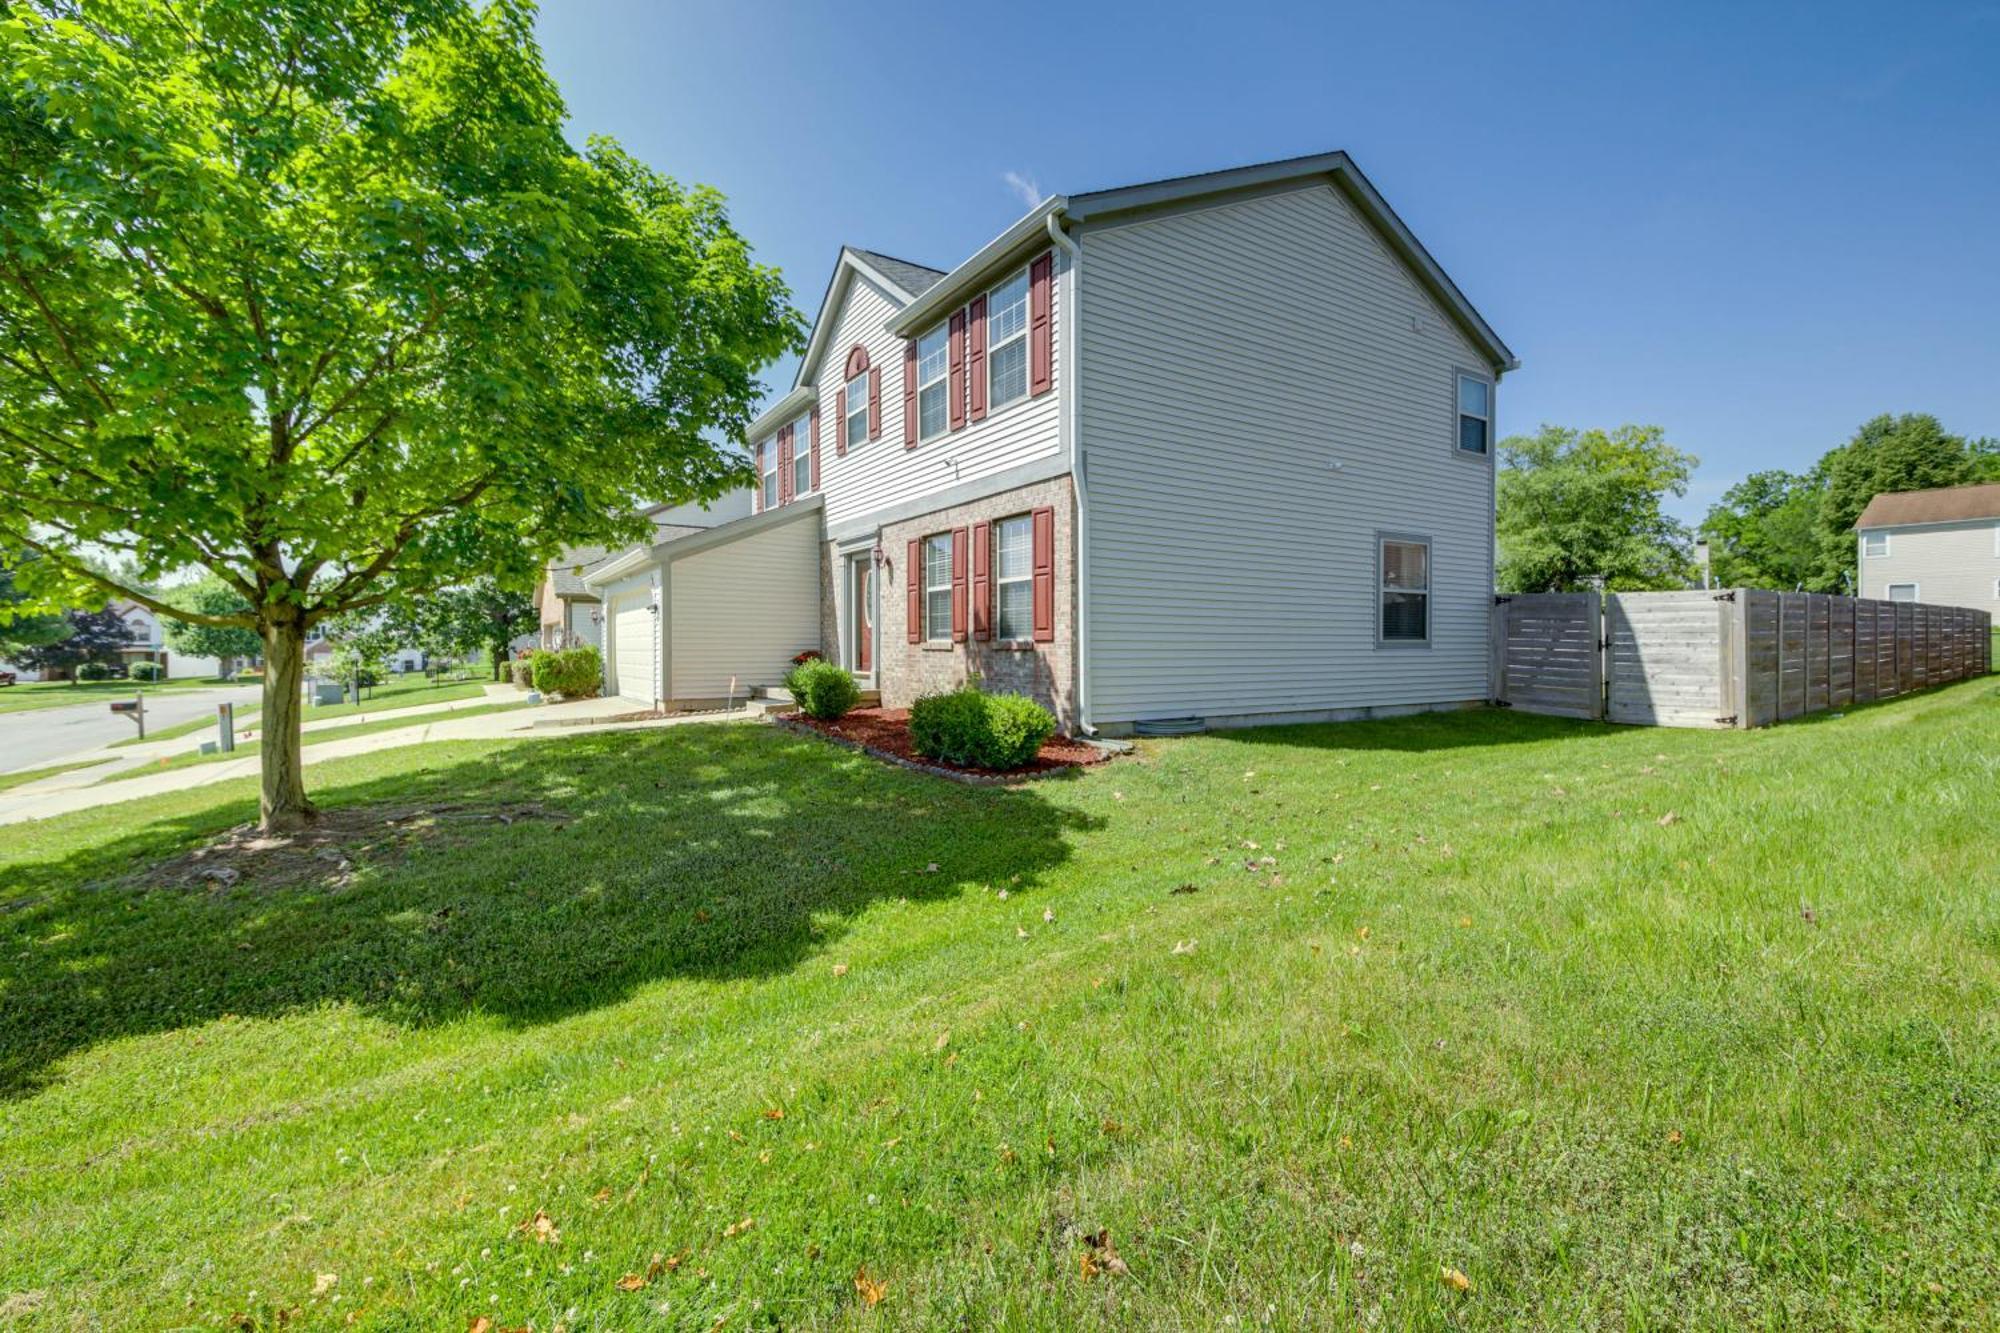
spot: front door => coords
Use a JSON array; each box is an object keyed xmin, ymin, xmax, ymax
[{"xmin": 848, "ymin": 556, "xmax": 875, "ymax": 679}]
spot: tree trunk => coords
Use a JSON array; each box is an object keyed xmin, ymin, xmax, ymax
[{"xmin": 259, "ymin": 619, "xmax": 316, "ymax": 832}]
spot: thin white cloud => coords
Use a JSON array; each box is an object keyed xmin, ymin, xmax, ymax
[{"xmin": 1002, "ymin": 170, "xmax": 1044, "ymax": 209}]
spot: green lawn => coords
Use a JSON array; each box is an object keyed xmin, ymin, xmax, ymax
[
  {"xmin": 0, "ymin": 758, "xmax": 115, "ymax": 793},
  {"xmin": 0, "ymin": 675, "xmax": 251, "ymax": 716},
  {"xmin": 299, "ymin": 673, "xmax": 491, "ymax": 723},
  {"xmin": 99, "ymin": 700, "xmax": 534, "ymax": 782},
  {"xmin": 3, "ymin": 681, "xmax": 1997, "ymax": 1328},
  {"xmin": 108, "ymin": 703, "xmax": 264, "ymax": 748}
]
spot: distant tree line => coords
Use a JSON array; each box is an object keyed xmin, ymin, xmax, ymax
[{"xmin": 1496, "ymin": 413, "xmax": 1997, "ymax": 595}]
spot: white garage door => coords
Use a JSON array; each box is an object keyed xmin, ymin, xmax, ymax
[{"xmin": 610, "ymin": 593, "xmax": 656, "ymax": 705}]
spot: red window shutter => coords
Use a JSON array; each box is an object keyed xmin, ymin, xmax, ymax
[
  {"xmin": 1031, "ymin": 505, "xmax": 1055, "ymax": 642},
  {"xmin": 971, "ymin": 519, "xmax": 991, "ymax": 640},
  {"xmin": 834, "ymin": 387, "xmax": 848, "ymax": 457},
  {"xmin": 950, "ymin": 526, "xmax": 969, "ymax": 642},
  {"xmin": 947, "ymin": 309, "xmax": 967, "ymax": 432},
  {"xmin": 809, "ymin": 406, "xmax": 821, "ymax": 489},
  {"xmin": 868, "ymin": 366, "xmax": 882, "ymax": 440},
  {"xmin": 967, "ymin": 295, "xmax": 988, "ymax": 422},
  {"xmin": 902, "ymin": 339, "xmax": 919, "ymax": 449},
  {"xmin": 906, "ymin": 539, "xmax": 922, "ymax": 643},
  {"xmin": 1029, "ymin": 252, "xmax": 1053, "ymax": 396},
  {"xmin": 753, "ymin": 441, "xmax": 764, "ymax": 513},
  {"xmin": 777, "ymin": 424, "xmax": 793, "ymax": 505}
]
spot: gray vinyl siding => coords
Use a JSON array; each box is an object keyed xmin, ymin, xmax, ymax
[
  {"xmin": 1078, "ymin": 182, "xmax": 1498, "ymax": 723},
  {"xmin": 1857, "ymin": 521, "xmax": 2000, "ymax": 613},
  {"xmin": 667, "ymin": 509, "xmax": 822, "ymax": 697},
  {"xmin": 811, "ymin": 264, "xmax": 1064, "ymax": 531}
]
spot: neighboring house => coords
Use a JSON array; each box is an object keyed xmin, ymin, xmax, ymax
[
  {"xmin": 536, "ymin": 493, "xmax": 752, "ymax": 652},
  {"xmin": 585, "ymin": 150, "xmax": 1517, "ymax": 734},
  {"xmin": 1854, "ymin": 483, "xmax": 2000, "ymax": 612},
  {"xmin": 111, "ymin": 600, "xmax": 225, "ymax": 679}
]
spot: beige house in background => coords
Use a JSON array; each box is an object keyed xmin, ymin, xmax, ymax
[{"xmin": 1854, "ymin": 483, "xmax": 2000, "ymax": 612}]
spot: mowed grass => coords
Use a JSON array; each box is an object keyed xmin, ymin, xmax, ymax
[
  {"xmin": 2, "ymin": 683, "xmax": 1997, "ymax": 1329},
  {"xmin": 0, "ymin": 759, "xmax": 115, "ymax": 793},
  {"xmin": 97, "ymin": 700, "xmax": 534, "ymax": 782},
  {"xmin": 0, "ymin": 675, "xmax": 248, "ymax": 716}
]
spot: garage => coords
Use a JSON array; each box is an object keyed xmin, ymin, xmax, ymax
[{"xmin": 608, "ymin": 588, "xmax": 657, "ymax": 705}]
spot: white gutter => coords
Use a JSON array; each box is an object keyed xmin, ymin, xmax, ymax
[
  {"xmin": 1043, "ymin": 209, "xmax": 1094, "ymax": 736},
  {"xmin": 743, "ymin": 383, "xmax": 816, "ymax": 444},
  {"xmin": 885, "ymin": 196, "xmax": 1067, "ymax": 338}
]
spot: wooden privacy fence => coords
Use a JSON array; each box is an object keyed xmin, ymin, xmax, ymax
[{"xmin": 1493, "ymin": 589, "xmax": 1992, "ymax": 729}]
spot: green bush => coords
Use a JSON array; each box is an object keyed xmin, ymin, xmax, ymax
[
  {"xmin": 784, "ymin": 659, "xmax": 859, "ymax": 720},
  {"xmin": 128, "ymin": 662, "xmax": 163, "ymax": 682},
  {"xmin": 509, "ymin": 658, "xmax": 535, "ymax": 688},
  {"xmin": 76, "ymin": 662, "xmax": 113, "ymax": 681},
  {"xmin": 907, "ymin": 686, "xmax": 1057, "ymax": 770},
  {"xmin": 531, "ymin": 645, "xmax": 602, "ymax": 698}
]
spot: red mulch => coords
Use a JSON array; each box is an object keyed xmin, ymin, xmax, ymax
[{"xmin": 782, "ymin": 706, "xmax": 1109, "ymax": 779}]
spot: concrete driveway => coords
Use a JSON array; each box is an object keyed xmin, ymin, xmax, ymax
[{"xmin": 0, "ymin": 683, "xmax": 260, "ymax": 773}]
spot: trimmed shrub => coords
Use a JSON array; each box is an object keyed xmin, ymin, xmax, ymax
[
  {"xmin": 128, "ymin": 662, "xmax": 164, "ymax": 682},
  {"xmin": 785, "ymin": 659, "xmax": 859, "ymax": 720},
  {"xmin": 531, "ymin": 645, "xmax": 602, "ymax": 699},
  {"xmin": 76, "ymin": 662, "xmax": 113, "ymax": 681},
  {"xmin": 509, "ymin": 658, "xmax": 535, "ymax": 688},
  {"xmin": 908, "ymin": 686, "xmax": 1057, "ymax": 770}
]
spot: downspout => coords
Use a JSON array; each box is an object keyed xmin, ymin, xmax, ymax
[{"xmin": 1045, "ymin": 207, "xmax": 1094, "ymax": 735}]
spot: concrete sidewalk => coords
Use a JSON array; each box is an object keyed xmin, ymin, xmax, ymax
[{"xmin": 0, "ymin": 694, "xmax": 754, "ymax": 827}]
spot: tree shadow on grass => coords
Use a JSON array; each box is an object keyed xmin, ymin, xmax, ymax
[{"xmin": 0, "ymin": 724, "xmax": 1100, "ymax": 1099}]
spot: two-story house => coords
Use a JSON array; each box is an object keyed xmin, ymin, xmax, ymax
[
  {"xmin": 584, "ymin": 150, "xmax": 1517, "ymax": 735},
  {"xmin": 1854, "ymin": 483, "xmax": 2000, "ymax": 612}
]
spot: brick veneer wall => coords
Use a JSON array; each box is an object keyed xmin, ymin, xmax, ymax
[{"xmin": 828, "ymin": 475, "xmax": 1078, "ymax": 729}]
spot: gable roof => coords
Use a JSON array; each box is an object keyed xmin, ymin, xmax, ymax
[
  {"xmin": 883, "ymin": 149, "xmax": 1517, "ymax": 374},
  {"xmin": 1855, "ymin": 482, "xmax": 2000, "ymax": 529},
  {"xmin": 793, "ymin": 246, "xmax": 948, "ymax": 391},
  {"xmin": 849, "ymin": 249, "xmax": 947, "ymax": 298}
]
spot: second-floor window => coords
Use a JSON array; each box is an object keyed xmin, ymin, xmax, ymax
[
  {"xmin": 923, "ymin": 532, "xmax": 954, "ymax": 641},
  {"xmin": 844, "ymin": 373, "xmax": 869, "ymax": 450},
  {"xmin": 917, "ymin": 326, "xmax": 949, "ymax": 440},
  {"xmin": 1457, "ymin": 374, "xmax": 1491, "ymax": 455},
  {"xmin": 792, "ymin": 415, "xmax": 813, "ymax": 495},
  {"xmin": 986, "ymin": 270, "xmax": 1030, "ymax": 409},
  {"xmin": 761, "ymin": 444, "xmax": 778, "ymax": 509},
  {"xmin": 1862, "ymin": 531, "xmax": 1889, "ymax": 558}
]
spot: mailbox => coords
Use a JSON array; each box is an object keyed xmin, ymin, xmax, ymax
[{"xmin": 109, "ymin": 700, "xmax": 139, "ymax": 714}]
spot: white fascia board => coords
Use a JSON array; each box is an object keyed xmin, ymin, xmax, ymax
[
  {"xmin": 745, "ymin": 384, "xmax": 816, "ymax": 443},
  {"xmin": 884, "ymin": 197, "xmax": 1067, "ymax": 337},
  {"xmin": 794, "ymin": 249, "xmax": 922, "ymax": 390}
]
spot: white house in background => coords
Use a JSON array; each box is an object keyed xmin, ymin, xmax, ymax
[
  {"xmin": 584, "ymin": 149, "xmax": 1518, "ymax": 734},
  {"xmin": 111, "ymin": 601, "xmax": 224, "ymax": 678},
  {"xmin": 1854, "ymin": 483, "xmax": 2000, "ymax": 612},
  {"xmin": 535, "ymin": 492, "xmax": 753, "ymax": 653}
]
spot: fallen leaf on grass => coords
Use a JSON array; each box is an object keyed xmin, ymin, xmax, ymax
[
  {"xmin": 763, "ymin": 1107, "xmax": 785, "ymax": 1121},
  {"xmin": 516, "ymin": 1209, "xmax": 559, "ymax": 1244},
  {"xmin": 1657, "ymin": 812, "xmax": 1679, "ymax": 827},
  {"xmin": 934, "ymin": 1030, "xmax": 950, "ymax": 1052},
  {"xmin": 1440, "ymin": 1265, "xmax": 1472, "ymax": 1292},
  {"xmin": 831, "ymin": 962, "xmax": 849, "ymax": 977},
  {"xmin": 722, "ymin": 1217, "xmax": 755, "ymax": 1239},
  {"xmin": 1170, "ymin": 939, "xmax": 1196, "ymax": 955},
  {"xmin": 591, "ymin": 1187, "xmax": 612, "ymax": 1205},
  {"xmin": 1016, "ymin": 925, "xmax": 1029, "ymax": 939},
  {"xmin": 615, "ymin": 1273, "xmax": 647, "ymax": 1292},
  {"xmin": 312, "ymin": 1273, "xmax": 338, "ymax": 1297},
  {"xmin": 1667, "ymin": 1129, "xmax": 1684, "ymax": 1146},
  {"xmin": 1171, "ymin": 883, "xmax": 1199, "ymax": 895},
  {"xmin": 1079, "ymin": 1230, "xmax": 1130, "ymax": 1279},
  {"xmin": 853, "ymin": 1266, "xmax": 888, "ymax": 1307},
  {"xmin": 468, "ymin": 1318, "xmax": 492, "ymax": 1333},
  {"xmin": 1042, "ymin": 906, "xmax": 1055, "ymax": 923}
]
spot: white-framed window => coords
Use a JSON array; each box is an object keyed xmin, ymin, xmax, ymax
[
  {"xmin": 1456, "ymin": 374, "xmax": 1491, "ymax": 455},
  {"xmin": 1886, "ymin": 583, "xmax": 1918, "ymax": 603},
  {"xmin": 1379, "ymin": 536, "xmax": 1430, "ymax": 643},
  {"xmin": 923, "ymin": 532, "xmax": 954, "ymax": 641},
  {"xmin": 993, "ymin": 514, "xmax": 1033, "ymax": 640},
  {"xmin": 917, "ymin": 326, "xmax": 950, "ymax": 440},
  {"xmin": 844, "ymin": 373, "xmax": 869, "ymax": 449},
  {"xmin": 986, "ymin": 269, "xmax": 1030, "ymax": 410},
  {"xmin": 1993, "ymin": 576, "xmax": 1999, "ymax": 601},
  {"xmin": 760, "ymin": 443, "xmax": 778, "ymax": 510},
  {"xmin": 1862, "ymin": 531, "xmax": 1889, "ymax": 558},
  {"xmin": 792, "ymin": 414, "xmax": 813, "ymax": 496}
]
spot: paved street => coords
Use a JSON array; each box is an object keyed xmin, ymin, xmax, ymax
[{"xmin": 0, "ymin": 684, "xmax": 260, "ymax": 773}]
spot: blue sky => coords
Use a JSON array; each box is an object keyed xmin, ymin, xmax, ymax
[{"xmin": 535, "ymin": 1, "xmax": 2000, "ymax": 522}]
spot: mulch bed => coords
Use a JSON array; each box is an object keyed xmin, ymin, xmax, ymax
[{"xmin": 777, "ymin": 707, "xmax": 1112, "ymax": 784}]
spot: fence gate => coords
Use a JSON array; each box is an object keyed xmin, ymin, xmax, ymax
[
  {"xmin": 1491, "ymin": 592, "xmax": 1602, "ymax": 719},
  {"xmin": 1604, "ymin": 590, "xmax": 1734, "ymax": 727}
]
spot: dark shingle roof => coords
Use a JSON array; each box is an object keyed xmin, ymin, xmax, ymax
[
  {"xmin": 850, "ymin": 249, "xmax": 947, "ymax": 298},
  {"xmin": 1855, "ymin": 483, "xmax": 2000, "ymax": 529}
]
